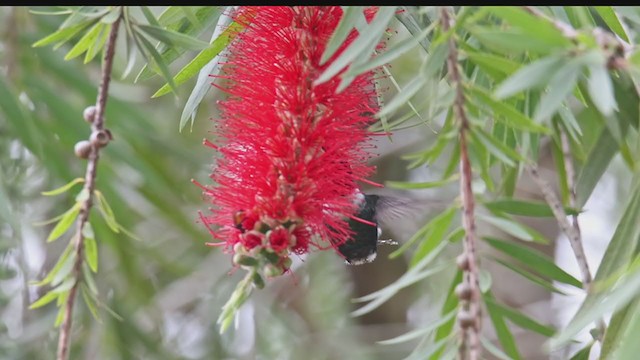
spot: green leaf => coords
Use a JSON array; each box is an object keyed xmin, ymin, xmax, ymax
[
  {"xmin": 564, "ymin": 6, "xmax": 596, "ymax": 28},
  {"xmin": 533, "ymin": 59, "xmax": 583, "ymax": 122},
  {"xmin": 137, "ymin": 7, "xmax": 221, "ymax": 82},
  {"xmin": 64, "ymin": 21, "xmax": 103, "ymax": 60},
  {"xmin": 394, "ymin": 6, "xmax": 431, "ymax": 53},
  {"xmin": 468, "ymin": 85, "xmax": 550, "ymax": 133},
  {"xmin": 84, "ymin": 22, "xmax": 109, "ymax": 63},
  {"xmin": 84, "ymin": 235, "xmax": 98, "ymax": 273},
  {"xmin": 611, "ymin": 306, "xmax": 640, "ymax": 359},
  {"xmin": 99, "ymin": 7, "xmax": 121, "ymax": 24},
  {"xmin": 465, "ymin": 50, "xmax": 521, "ymax": 80},
  {"xmin": 377, "ymin": 311, "xmax": 456, "ymax": 345},
  {"xmin": 32, "ymin": 19, "xmax": 94, "ymax": 48},
  {"xmin": 481, "ymin": 335, "xmax": 517, "ymax": 360},
  {"xmin": 352, "ymin": 243, "xmax": 448, "ymax": 317},
  {"xmin": 83, "ymin": 262, "xmax": 99, "ymax": 295},
  {"xmin": 593, "ymin": 6, "xmax": 630, "ymax": 43},
  {"xmin": 181, "ymin": 7, "xmax": 200, "ymax": 26},
  {"xmin": 377, "ymin": 76, "xmax": 428, "ymax": 118},
  {"xmin": 600, "ymin": 301, "xmax": 637, "ymax": 359},
  {"xmin": 484, "ymin": 296, "xmax": 556, "ymax": 337},
  {"xmin": 81, "ymin": 284, "xmax": 101, "ymax": 321},
  {"xmin": 32, "ymin": 243, "xmax": 74, "ymax": 286},
  {"xmin": 470, "ymin": 26, "xmax": 563, "ymax": 55},
  {"xmin": 587, "ymin": 64, "xmax": 617, "ymax": 116},
  {"xmin": 386, "ymin": 174, "xmax": 458, "ymax": 190},
  {"xmin": 136, "ymin": 24, "xmax": 210, "ymax": 50},
  {"xmin": 494, "ymin": 55, "xmax": 563, "ymax": 99},
  {"xmin": 478, "ymin": 214, "xmax": 548, "ymax": 244},
  {"xmin": 484, "ymin": 198, "xmax": 579, "ymax": 217},
  {"xmin": 575, "ymin": 124, "xmax": 620, "ymax": 207},
  {"xmin": 569, "ymin": 343, "xmax": 593, "ymax": 360},
  {"xmin": 41, "ymin": 177, "xmax": 85, "ymax": 196},
  {"xmin": 593, "ymin": 183, "xmax": 640, "ymax": 282},
  {"xmin": 47, "ymin": 203, "xmax": 81, "ymax": 242},
  {"xmin": 483, "ymin": 290, "xmax": 522, "ymax": 360},
  {"xmin": 491, "ymin": 257, "xmax": 567, "ymax": 295},
  {"xmin": 178, "ymin": 13, "xmax": 235, "ymax": 130},
  {"xmin": 321, "ymin": 6, "xmax": 365, "ymax": 64},
  {"xmin": 483, "ymin": 237, "xmax": 582, "ymax": 288},
  {"xmin": 470, "ymin": 127, "xmax": 526, "ymax": 167},
  {"xmin": 29, "ymin": 290, "xmax": 60, "ymax": 309},
  {"xmin": 134, "ymin": 29, "xmax": 177, "ymax": 95},
  {"xmin": 140, "ymin": 6, "xmax": 161, "ymax": 27},
  {"xmin": 430, "ymin": 270, "xmax": 462, "ymax": 360},
  {"xmin": 409, "ymin": 207, "xmax": 457, "ymax": 267},
  {"xmin": 488, "ymin": 7, "xmax": 571, "ymax": 48},
  {"xmin": 152, "ymin": 20, "xmax": 243, "ymax": 98},
  {"xmin": 345, "ymin": 20, "xmax": 435, "ymax": 77},
  {"xmin": 94, "ymin": 190, "xmax": 120, "ymax": 233},
  {"xmin": 54, "ymin": 294, "xmax": 68, "ymax": 326},
  {"xmin": 315, "ymin": 6, "xmax": 397, "ymax": 85},
  {"xmin": 551, "ymin": 256, "xmax": 640, "ymax": 349}
]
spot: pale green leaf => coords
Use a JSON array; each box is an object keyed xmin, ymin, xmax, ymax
[
  {"xmin": 494, "ymin": 55, "xmax": 563, "ymax": 99},
  {"xmin": 152, "ymin": 20, "xmax": 243, "ymax": 98},
  {"xmin": 136, "ymin": 24, "xmax": 209, "ymax": 50},
  {"xmin": 47, "ymin": 203, "xmax": 80, "ymax": 242},
  {"xmin": 41, "ymin": 177, "xmax": 84, "ymax": 196},
  {"xmin": 377, "ymin": 311, "xmax": 456, "ymax": 345},
  {"xmin": 64, "ymin": 21, "xmax": 103, "ymax": 60},
  {"xmin": 84, "ymin": 236, "xmax": 98, "ymax": 273},
  {"xmin": 29, "ymin": 290, "xmax": 60, "ymax": 309},
  {"xmin": 587, "ymin": 64, "xmax": 617, "ymax": 116},
  {"xmin": 316, "ymin": 6, "xmax": 397, "ymax": 85},
  {"xmin": 478, "ymin": 214, "xmax": 548, "ymax": 243},
  {"xmin": 594, "ymin": 6, "xmax": 630, "ymax": 43},
  {"xmin": 321, "ymin": 6, "xmax": 365, "ymax": 64},
  {"xmin": 483, "ymin": 237, "xmax": 582, "ymax": 288},
  {"xmin": 484, "ymin": 198, "xmax": 579, "ymax": 217},
  {"xmin": 534, "ymin": 60, "xmax": 582, "ymax": 122}
]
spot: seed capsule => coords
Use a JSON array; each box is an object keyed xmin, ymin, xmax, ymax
[
  {"xmin": 83, "ymin": 106, "xmax": 97, "ymax": 123},
  {"xmin": 456, "ymin": 254, "xmax": 470, "ymax": 270},
  {"xmin": 90, "ymin": 130, "xmax": 110, "ymax": 148},
  {"xmin": 455, "ymin": 283, "xmax": 472, "ymax": 301},
  {"xmin": 74, "ymin": 140, "xmax": 92, "ymax": 159},
  {"xmin": 457, "ymin": 310, "xmax": 475, "ymax": 329}
]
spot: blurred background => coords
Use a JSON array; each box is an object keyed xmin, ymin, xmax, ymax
[{"xmin": 0, "ymin": 6, "xmax": 632, "ymax": 360}]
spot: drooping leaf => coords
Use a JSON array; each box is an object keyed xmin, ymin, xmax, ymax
[
  {"xmin": 316, "ymin": 6, "xmax": 397, "ymax": 85},
  {"xmin": 42, "ymin": 177, "xmax": 85, "ymax": 196},
  {"xmin": 47, "ymin": 203, "xmax": 81, "ymax": 242},
  {"xmin": 321, "ymin": 6, "xmax": 365, "ymax": 64},
  {"xmin": 484, "ymin": 198, "xmax": 579, "ymax": 217},
  {"xmin": 152, "ymin": 19, "xmax": 243, "ymax": 98},
  {"xmin": 494, "ymin": 55, "xmax": 563, "ymax": 100},
  {"xmin": 593, "ymin": 6, "xmax": 630, "ymax": 43},
  {"xmin": 483, "ymin": 237, "xmax": 582, "ymax": 288}
]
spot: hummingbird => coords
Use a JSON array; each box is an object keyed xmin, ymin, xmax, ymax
[{"xmin": 337, "ymin": 193, "xmax": 416, "ymax": 265}]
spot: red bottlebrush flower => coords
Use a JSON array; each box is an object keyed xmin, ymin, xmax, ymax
[
  {"xmin": 205, "ymin": 5, "xmax": 387, "ymax": 333},
  {"xmin": 268, "ymin": 227, "xmax": 291, "ymax": 252},
  {"xmin": 203, "ymin": 10, "xmax": 388, "ymax": 327}
]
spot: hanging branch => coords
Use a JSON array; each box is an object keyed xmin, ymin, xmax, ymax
[
  {"xmin": 56, "ymin": 13, "xmax": 122, "ymax": 360},
  {"xmin": 440, "ymin": 7, "xmax": 481, "ymax": 360},
  {"xmin": 527, "ymin": 131, "xmax": 606, "ymax": 340}
]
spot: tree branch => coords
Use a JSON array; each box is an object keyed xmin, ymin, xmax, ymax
[
  {"xmin": 440, "ymin": 7, "xmax": 481, "ymax": 360},
  {"xmin": 527, "ymin": 131, "xmax": 607, "ymax": 340},
  {"xmin": 56, "ymin": 12, "xmax": 122, "ymax": 360}
]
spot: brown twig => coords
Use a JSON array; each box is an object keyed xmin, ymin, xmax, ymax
[
  {"xmin": 56, "ymin": 12, "xmax": 122, "ymax": 360},
  {"xmin": 440, "ymin": 7, "xmax": 481, "ymax": 360},
  {"xmin": 527, "ymin": 164, "xmax": 591, "ymax": 288}
]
